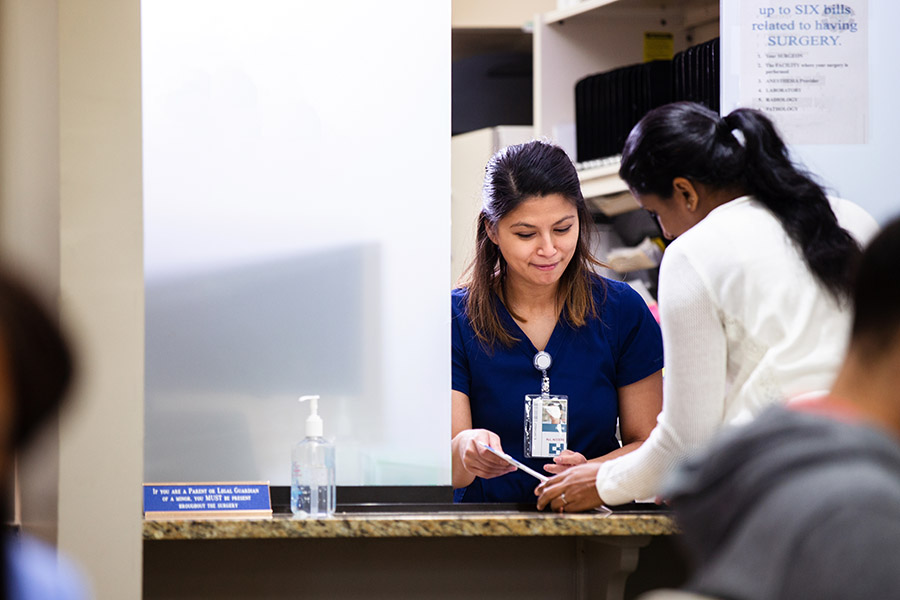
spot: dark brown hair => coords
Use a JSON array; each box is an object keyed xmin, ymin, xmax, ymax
[
  {"xmin": 0, "ymin": 267, "xmax": 74, "ymax": 450},
  {"xmin": 619, "ymin": 101, "xmax": 861, "ymax": 302},
  {"xmin": 849, "ymin": 216, "xmax": 900, "ymax": 360},
  {"xmin": 461, "ymin": 140, "xmax": 605, "ymax": 349}
]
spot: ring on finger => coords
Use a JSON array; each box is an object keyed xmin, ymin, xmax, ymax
[{"xmin": 561, "ymin": 492, "xmax": 568, "ymax": 505}]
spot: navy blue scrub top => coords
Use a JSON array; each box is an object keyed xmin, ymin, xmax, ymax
[{"xmin": 451, "ymin": 276, "xmax": 663, "ymax": 504}]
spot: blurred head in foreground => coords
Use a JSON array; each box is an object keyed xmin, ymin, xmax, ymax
[
  {"xmin": 0, "ymin": 266, "xmax": 87, "ymax": 600},
  {"xmin": 0, "ymin": 267, "xmax": 73, "ymax": 480}
]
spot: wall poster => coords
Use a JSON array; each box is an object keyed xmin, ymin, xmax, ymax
[{"xmin": 739, "ymin": 1, "xmax": 867, "ymax": 144}]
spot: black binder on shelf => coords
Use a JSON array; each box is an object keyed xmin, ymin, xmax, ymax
[
  {"xmin": 645, "ymin": 60, "xmax": 674, "ymax": 116},
  {"xmin": 575, "ymin": 37, "xmax": 720, "ymax": 163},
  {"xmin": 595, "ymin": 71, "xmax": 608, "ymax": 158},
  {"xmin": 575, "ymin": 76, "xmax": 590, "ymax": 162}
]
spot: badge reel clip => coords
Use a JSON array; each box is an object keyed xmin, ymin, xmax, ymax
[{"xmin": 524, "ymin": 351, "xmax": 568, "ymax": 458}]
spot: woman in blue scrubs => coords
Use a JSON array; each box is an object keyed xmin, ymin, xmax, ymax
[{"xmin": 451, "ymin": 140, "xmax": 664, "ymax": 504}]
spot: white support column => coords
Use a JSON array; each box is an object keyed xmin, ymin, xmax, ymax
[
  {"xmin": 0, "ymin": 0, "xmax": 61, "ymax": 545},
  {"xmin": 58, "ymin": 1, "xmax": 144, "ymax": 598}
]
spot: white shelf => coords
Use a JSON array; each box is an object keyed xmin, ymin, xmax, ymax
[
  {"xmin": 544, "ymin": 0, "xmax": 623, "ymax": 24},
  {"xmin": 588, "ymin": 191, "xmax": 639, "ymax": 216},
  {"xmin": 545, "ymin": 0, "xmax": 718, "ymax": 25},
  {"xmin": 578, "ymin": 162, "xmax": 628, "ymax": 199},
  {"xmin": 575, "ymin": 159, "xmax": 640, "ymax": 215}
]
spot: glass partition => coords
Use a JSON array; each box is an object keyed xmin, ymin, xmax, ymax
[{"xmin": 142, "ymin": 0, "xmax": 450, "ymax": 486}]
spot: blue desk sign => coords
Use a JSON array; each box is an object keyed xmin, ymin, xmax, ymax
[{"xmin": 143, "ymin": 482, "xmax": 272, "ymax": 520}]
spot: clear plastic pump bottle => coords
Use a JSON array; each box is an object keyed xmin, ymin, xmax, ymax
[{"xmin": 291, "ymin": 395, "xmax": 335, "ymax": 517}]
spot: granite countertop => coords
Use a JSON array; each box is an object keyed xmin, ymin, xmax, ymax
[{"xmin": 144, "ymin": 510, "xmax": 679, "ymax": 541}]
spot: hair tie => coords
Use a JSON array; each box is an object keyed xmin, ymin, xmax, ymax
[{"xmin": 722, "ymin": 115, "xmax": 746, "ymax": 148}]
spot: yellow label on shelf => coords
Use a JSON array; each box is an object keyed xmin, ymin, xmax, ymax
[{"xmin": 644, "ymin": 32, "xmax": 674, "ymax": 62}]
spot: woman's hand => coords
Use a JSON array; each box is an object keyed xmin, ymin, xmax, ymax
[
  {"xmin": 452, "ymin": 391, "xmax": 515, "ymax": 488},
  {"xmin": 535, "ymin": 462, "xmax": 604, "ymax": 513},
  {"xmin": 542, "ymin": 449, "xmax": 587, "ymax": 475},
  {"xmin": 454, "ymin": 428, "xmax": 516, "ymax": 481}
]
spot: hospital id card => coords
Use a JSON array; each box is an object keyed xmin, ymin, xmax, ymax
[{"xmin": 524, "ymin": 394, "xmax": 568, "ymax": 458}]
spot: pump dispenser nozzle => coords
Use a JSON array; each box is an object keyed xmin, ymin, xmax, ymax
[{"xmin": 299, "ymin": 394, "xmax": 323, "ymax": 438}]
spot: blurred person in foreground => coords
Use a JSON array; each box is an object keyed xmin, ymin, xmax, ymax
[
  {"xmin": 0, "ymin": 268, "xmax": 90, "ymax": 599},
  {"xmin": 658, "ymin": 216, "xmax": 900, "ymax": 599}
]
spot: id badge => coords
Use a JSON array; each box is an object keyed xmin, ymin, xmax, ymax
[{"xmin": 524, "ymin": 394, "xmax": 568, "ymax": 458}]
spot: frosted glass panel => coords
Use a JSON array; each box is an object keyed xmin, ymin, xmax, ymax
[{"xmin": 142, "ymin": 0, "xmax": 450, "ymax": 486}]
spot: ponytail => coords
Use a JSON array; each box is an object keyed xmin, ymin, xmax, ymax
[
  {"xmin": 724, "ymin": 108, "xmax": 860, "ymax": 301},
  {"xmin": 620, "ymin": 101, "xmax": 860, "ymax": 302}
]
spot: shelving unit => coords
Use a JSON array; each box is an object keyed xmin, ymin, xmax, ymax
[
  {"xmin": 450, "ymin": 0, "xmax": 721, "ymax": 286},
  {"xmin": 534, "ymin": 0, "xmax": 719, "ymax": 211},
  {"xmin": 578, "ymin": 160, "xmax": 628, "ymax": 197}
]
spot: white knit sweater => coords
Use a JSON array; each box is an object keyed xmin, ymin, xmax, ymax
[{"xmin": 596, "ymin": 196, "xmax": 879, "ymax": 505}]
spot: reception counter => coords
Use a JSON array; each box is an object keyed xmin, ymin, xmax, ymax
[
  {"xmin": 143, "ymin": 509, "xmax": 684, "ymax": 599},
  {"xmin": 143, "ymin": 508, "xmax": 678, "ymax": 540}
]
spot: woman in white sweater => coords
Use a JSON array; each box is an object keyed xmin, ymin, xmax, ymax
[{"xmin": 536, "ymin": 102, "xmax": 879, "ymax": 511}]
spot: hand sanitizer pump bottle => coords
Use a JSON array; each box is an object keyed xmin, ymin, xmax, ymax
[{"xmin": 291, "ymin": 395, "xmax": 336, "ymax": 517}]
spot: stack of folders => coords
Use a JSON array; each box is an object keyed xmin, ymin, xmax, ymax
[
  {"xmin": 575, "ymin": 37, "xmax": 720, "ymax": 164},
  {"xmin": 673, "ymin": 37, "xmax": 720, "ymax": 112}
]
